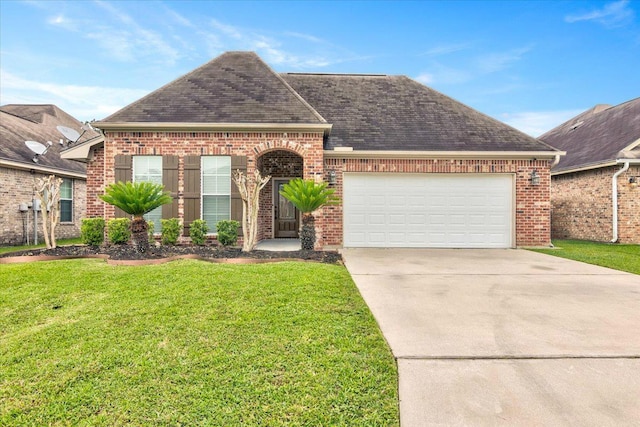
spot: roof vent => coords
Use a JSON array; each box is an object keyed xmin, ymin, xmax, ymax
[{"xmin": 569, "ymin": 121, "xmax": 583, "ymax": 131}]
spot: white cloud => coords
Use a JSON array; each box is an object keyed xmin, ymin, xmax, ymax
[
  {"xmin": 500, "ymin": 109, "xmax": 586, "ymax": 137},
  {"xmin": 210, "ymin": 18, "xmax": 244, "ymax": 40},
  {"xmin": 414, "ymin": 62, "xmax": 472, "ymax": 85},
  {"xmin": 284, "ymin": 32, "xmax": 325, "ymax": 44},
  {"xmin": 475, "ymin": 46, "xmax": 532, "ymax": 73},
  {"xmin": 421, "ymin": 42, "xmax": 473, "ymax": 56},
  {"xmin": 415, "ymin": 73, "xmax": 434, "ymax": 85},
  {"xmin": 0, "ymin": 69, "xmax": 148, "ymax": 121},
  {"xmin": 565, "ymin": 0, "xmax": 634, "ymax": 28}
]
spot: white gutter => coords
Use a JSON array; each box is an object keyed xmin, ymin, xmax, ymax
[
  {"xmin": 551, "ymin": 154, "xmax": 561, "ymax": 168},
  {"xmin": 611, "ymin": 161, "xmax": 630, "ymax": 243}
]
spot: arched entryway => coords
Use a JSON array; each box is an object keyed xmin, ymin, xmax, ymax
[{"xmin": 256, "ymin": 150, "xmax": 304, "ymax": 240}]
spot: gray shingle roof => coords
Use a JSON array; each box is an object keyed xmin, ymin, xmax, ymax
[
  {"xmin": 0, "ymin": 104, "xmax": 92, "ymax": 175},
  {"xmin": 102, "ymin": 51, "xmax": 326, "ymax": 124},
  {"xmin": 539, "ymin": 98, "xmax": 640, "ymax": 172},
  {"xmin": 282, "ymin": 73, "xmax": 556, "ymax": 152}
]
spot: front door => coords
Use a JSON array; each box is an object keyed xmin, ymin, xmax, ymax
[{"xmin": 274, "ymin": 179, "xmax": 299, "ymax": 238}]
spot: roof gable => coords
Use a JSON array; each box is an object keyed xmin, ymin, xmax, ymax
[
  {"xmin": 540, "ymin": 98, "xmax": 640, "ymax": 172},
  {"xmin": 0, "ymin": 104, "xmax": 93, "ymax": 175},
  {"xmin": 282, "ymin": 73, "xmax": 557, "ymax": 152},
  {"xmin": 102, "ymin": 51, "xmax": 326, "ymax": 125}
]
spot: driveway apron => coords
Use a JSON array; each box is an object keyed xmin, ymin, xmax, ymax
[{"xmin": 342, "ymin": 248, "xmax": 640, "ymax": 426}]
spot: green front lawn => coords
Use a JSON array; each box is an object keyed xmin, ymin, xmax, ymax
[
  {"xmin": 0, "ymin": 238, "xmax": 83, "ymax": 255},
  {"xmin": 530, "ymin": 239, "xmax": 640, "ymax": 275},
  {"xmin": 0, "ymin": 259, "xmax": 399, "ymax": 426}
]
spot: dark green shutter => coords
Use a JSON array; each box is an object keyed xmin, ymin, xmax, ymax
[
  {"xmin": 231, "ymin": 156, "xmax": 247, "ymax": 234},
  {"xmin": 183, "ymin": 155, "xmax": 201, "ymax": 236},
  {"xmin": 162, "ymin": 155, "xmax": 179, "ymax": 219},
  {"xmin": 113, "ymin": 155, "xmax": 132, "ymax": 218}
]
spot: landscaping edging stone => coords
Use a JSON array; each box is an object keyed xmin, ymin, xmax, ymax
[{"xmin": 0, "ymin": 245, "xmax": 343, "ymax": 265}]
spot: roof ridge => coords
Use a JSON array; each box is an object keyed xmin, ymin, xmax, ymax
[{"xmin": 264, "ymin": 61, "xmax": 328, "ymax": 124}]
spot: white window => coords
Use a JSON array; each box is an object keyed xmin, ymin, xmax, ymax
[
  {"xmin": 60, "ymin": 178, "xmax": 73, "ymax": 222},
  {"xmin": 133, "ymin": 156, "xmax": 162, "ymax": 232},
  {"xmin": 201, "ymin": 156, "xmax": 231, "ymax": 233}
]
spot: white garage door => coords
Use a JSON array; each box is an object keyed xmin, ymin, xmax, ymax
[{"xmin": 343, "ymin": 173, "xmax": 513, "ymax": 248}]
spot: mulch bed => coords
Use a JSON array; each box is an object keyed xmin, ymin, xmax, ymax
[{"xmin": 0, "ymin": 244, "xmax": 343, "ymax": 265}]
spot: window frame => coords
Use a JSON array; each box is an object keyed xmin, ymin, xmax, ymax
[
  {"xmin": 59, "ymin": 178, "xmax": 73, "ymax": 223},
  {"xmin": 200, "ymin": 156, "xmax": 232, "ymax": 235}
]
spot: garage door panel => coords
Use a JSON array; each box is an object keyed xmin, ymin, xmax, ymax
[{"xmin": 344, "ymin": 173, "xmax": 513, "ymax": 248}]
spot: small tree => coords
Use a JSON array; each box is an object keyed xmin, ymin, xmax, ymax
[
  {"xmin": 232, "ymin": 170, "xmax": 271, "ymax": 252},
  {"xmin": 99, "ymin": 181, "xmax": 172, "ymax": 253},
  {"xmin": 279, "ymin": 178, "xmax": 338, "ymax": 250},
  {"xmin": 34, "ymin": 175, "xmax": 63, "ymax": 249}
]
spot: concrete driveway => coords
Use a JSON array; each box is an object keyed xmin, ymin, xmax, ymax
[{"xmin": 342, "ymin": 248, "xmax": 640, "ymax": 426}]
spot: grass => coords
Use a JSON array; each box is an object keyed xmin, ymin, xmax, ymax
[
  {"xmin": 0, "ymin": 259, "xmax": 399, "ymax": 426},
  {"xmin": 530, "ymin": 239, "xmax": 640, "ymax": 275},
  {"xmin": 0, "ymin": 238, "xmax": 83, "ymax": 255}
]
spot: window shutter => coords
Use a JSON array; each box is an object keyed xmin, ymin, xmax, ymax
[
  {"xmin": 231, "ymin": 156, "xmax": 247, "ymax": 233},
  {"xmin": 114, "ymin": 155, "xmax": 132, "ymax": 218},
  {"xmin": 183, "ymin": 155, "xmax": 201, "ymax": 236},
  {"xmin": 162, "ymin": 155, "xmax": 179, "ymax": 219}
]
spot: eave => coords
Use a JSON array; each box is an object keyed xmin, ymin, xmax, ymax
[
  {"xmin": 0, "ymin": 159, "xmax": 86, "ymax": 179},
  {"xmin": 93, "ymin": 122, "xmax": 333, "ymax": 134},
  {"xmin": 553, "ymin": 158, "xmax": 640, "ymax": 176},
  {"xmin": 324, "ymin": 149, "xmax": 564, "ymax": 160},
  {"xmin": 60, "ymin": 135, "xmax": 105, "ymax": 162}
]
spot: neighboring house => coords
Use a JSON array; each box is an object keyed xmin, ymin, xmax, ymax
[
  {"xmin": 0, "ymin": 104, "xmax": 98, "ymax": 245},
  {"xmin": 539, "ymin": 98, "xmax": 640, "ymax": 244},
  {"xmin": 62, "ymin": 51, "xmax": 562, "ymax": 249}
]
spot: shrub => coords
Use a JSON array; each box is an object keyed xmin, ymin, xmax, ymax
[
  {"xmin": 216, "ymin": 220, "xmax": 240, "ymax": 247},
  {"xmin": 161, "ymin": 218, "xmax": 181, "ymax": 246},
  {"xmin": 107, "ymin": 218, "xmax": 131, "ymax": 244},
  {"xmin": 81, "ymin": 218, "xmax": 105, "ymax": 246},
  {"xmin": 190, "ymin": 219, "xmax": 209, "ymax": 246},
  {"xmin": 147, "ymin": 221, "xmax": 155, "ymax": 244}
]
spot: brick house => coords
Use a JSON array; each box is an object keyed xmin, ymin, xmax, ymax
[
  {"xmin": 0, "ymin": 105, "xmax": 100, "ymax": 246},
  {"xmin": 62, "ymin": 51, "xmax": 562, "ymax": 249},
  {"xmin": 540, "ymin": 98, "xmax": 640, "ymax": 244}
]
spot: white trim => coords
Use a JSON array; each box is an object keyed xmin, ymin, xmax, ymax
[
  {"xmin": 93, "ymin": 122, "xmax": 332, "ymax": 133},
  {"xmin": 324, "ymin": 150, "xmax": 563, "ymax": 160},
  {"xmin": 0, "ymin": 159, "xmax": 86, "ymax": 179},
  {"xmin": 60, "ymin": 135, "xmax": 104, "ymax": 161},
  {"xmin": 553, "ymin": 158, "xmax": 640, "ymax": 176}
]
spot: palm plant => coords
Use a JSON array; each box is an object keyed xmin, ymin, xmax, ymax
[
  {"xmin": 279, "ymin": 178, "xmax": 338, "ymax": 250},
  {"xmin": 100, "ymin": 181, "xmax": 172, "ymax": 253}
]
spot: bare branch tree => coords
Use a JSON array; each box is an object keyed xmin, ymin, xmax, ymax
[
  {"xmin": 35, "ymin": 175, "xmax": 63, "ymax": 249},
  {"xmin": 232, "ymin": 169, "xmax": 271, "ymax": 252}
]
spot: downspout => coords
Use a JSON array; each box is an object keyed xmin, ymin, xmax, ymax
[
  {"xmin": 551, "ymin": 154, "xmax": 561, "ymax": 169},
  {"xmin": 611, "ymin": 161, "xmax": 630, "ymax": 243}
]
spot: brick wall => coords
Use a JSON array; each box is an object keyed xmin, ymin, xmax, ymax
[
  {"xmin": 321, "ymin": 158, "xmax": 552, "ymax": 247},
  {"xmin": 86, "ymin": 131, "xmax": 324, "ymax": 243},
  {"xmin": 551, "ymin": 165, "xmax": 640, "ymax": 243},
  {"xmin": 0, "ymin": 167, "xmax": 86, "ymax": 245}
]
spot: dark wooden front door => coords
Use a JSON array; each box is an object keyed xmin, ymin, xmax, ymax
[{"xmin": 275, "ymin": 180, "xmax": 299, "ymax": 238}]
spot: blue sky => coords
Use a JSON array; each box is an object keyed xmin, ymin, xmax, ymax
[{"xmin": 1, "ymin": 0, "xmax": 638, "ymax": 136}]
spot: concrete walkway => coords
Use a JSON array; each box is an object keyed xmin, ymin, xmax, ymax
[
  {"xmin": 254, "ymin": 238, "xmax": 301, "ymax": 251},
  {"xmin": 342, "ymin": 248, "xmax": 640, "ymax": 426}
]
